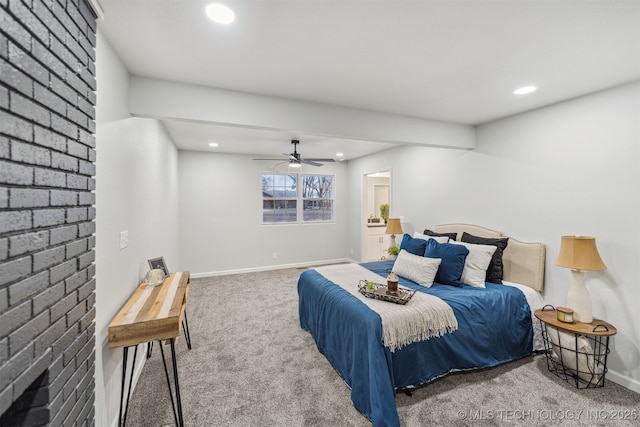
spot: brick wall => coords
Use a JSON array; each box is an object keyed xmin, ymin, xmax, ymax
[{"xmin": 0, "ymin": 0, "xmax": 96, "ymax": 426}]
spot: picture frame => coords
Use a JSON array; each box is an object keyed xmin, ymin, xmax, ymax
[{"xmin": 148, "ymin": 257, "xmax": 169, "ymax": 276}]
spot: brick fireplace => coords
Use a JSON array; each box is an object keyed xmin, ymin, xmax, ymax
[{"xmin": 0, "ymin": 1, "xmax": 97, "ymax": 425}]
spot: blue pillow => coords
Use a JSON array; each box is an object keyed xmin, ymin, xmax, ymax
[
  {"xmin": 399, "ymin": 234, "xmax": 427, "ymax": 256},
  {"xmin": 424, "ymin": 239, "xmax": 469, "ymax": 287}
]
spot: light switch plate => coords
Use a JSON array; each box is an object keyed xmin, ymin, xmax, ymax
[{"xmin": 119, "ymin": 230, "xmax": 129, "ymax": 249}]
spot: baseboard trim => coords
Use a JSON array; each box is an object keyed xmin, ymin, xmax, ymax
[
  {"xmin": 190, "ymin": 258, "xmax": 358, "ymax": 278},
  {"xmin": 607, "ymin": 369, "xmax": 640, "ymax": 394}
]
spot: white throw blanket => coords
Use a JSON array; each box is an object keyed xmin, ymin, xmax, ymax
[{"xmin": 313, "ymin": 263, "xmax": 458, "ymax": 352}]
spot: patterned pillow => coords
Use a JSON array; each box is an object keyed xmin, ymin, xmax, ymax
[{"xmin": 392, "ymin": 250, "xmax": 441, "ymax": 288}]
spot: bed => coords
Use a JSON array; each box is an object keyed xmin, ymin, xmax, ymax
[{"xmin": 298, "ymin": 224, "xmax": 546, "ymax": 427}]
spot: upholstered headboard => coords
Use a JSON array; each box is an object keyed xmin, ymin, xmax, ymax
[{"xmin": 434, "ymin": 223, "xmax": 546, "ymax": 292}]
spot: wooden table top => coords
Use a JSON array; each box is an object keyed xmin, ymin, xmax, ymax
[
  {"xmin": 534, "ymin": 308, "xmax": 617, "ymax": 336},
  {"xmin": 108, "ymin": 271, "xmax": 190, "ymax": 348}
]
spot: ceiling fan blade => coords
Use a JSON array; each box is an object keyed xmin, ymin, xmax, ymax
[
  {"xmin": 301, "ymin": 159, "xmax": 323, "ymax": 167},
  {"xmin": 304, "ymin": 158, "xmax": 335, "ymax": 162},
  {"xmin": 257, "ymin": 140, "xmax": 331, "ymax": 167}
]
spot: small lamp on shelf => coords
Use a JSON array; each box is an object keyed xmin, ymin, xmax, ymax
[
  {"xmin": 385, "ymin": 218, "xmax": 403, "ymax": 249},
  {"xmin": 556, "ymin": 235, "xmax": 607, "ymax": 323}
]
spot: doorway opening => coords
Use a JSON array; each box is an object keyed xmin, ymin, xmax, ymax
[{"xmin": 362, "ymin": 171, "xmax": 391, "ymax": 262}]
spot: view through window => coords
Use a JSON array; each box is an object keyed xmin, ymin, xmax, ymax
[{"xmin": 262, "ymin": 173, "xmax": 334, "ymax": 224}]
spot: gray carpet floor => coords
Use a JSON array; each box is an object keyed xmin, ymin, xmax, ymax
[{"xmin": 124, "ymin": 267, "xmax": 640, "ymax": 426}]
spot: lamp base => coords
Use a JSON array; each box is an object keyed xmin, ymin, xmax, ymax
[{"xmin": 566, "ymin": 269, "xmax": 593, "ymax": 323}]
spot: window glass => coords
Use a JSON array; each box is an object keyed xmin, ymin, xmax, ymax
[
  {"xmin": 261, "ymin": 173, "xmax": 334, "ymax": 224},
  {"xmin": 302, "ymin": 175, "xmax": 334, "ymax": 222},
  {"xmin": 262, "ymin": 174, "xmax": 298, "ymax": 223}
]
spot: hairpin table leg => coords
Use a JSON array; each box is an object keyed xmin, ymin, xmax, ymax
[
  {"xmin": 159, "ymin": 340, "xmax": 179, "ymax": 426},
  {"xmin": 118, "ymin": 344, "xmax": 138, "ymax": 427},
  {"xmin": 170, "ymin": 338, "xmax": 185, "ymax": 426},
  {"xmin": 182, "ymin": 310, "xmax": 192, "ymax": 350}
]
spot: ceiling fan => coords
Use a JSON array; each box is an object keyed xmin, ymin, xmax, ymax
[{"xmin": 253, "ymin": 140, "xmax": 335, "ymax": 167}]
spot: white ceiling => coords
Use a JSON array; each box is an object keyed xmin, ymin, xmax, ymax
[{"xmin": 97, "ymin": 0, "xmax": 640, "ymax": 160}]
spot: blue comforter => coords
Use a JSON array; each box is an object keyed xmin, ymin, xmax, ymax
[{"xmin": 298, "ymin": 260, "xmax": 533, "ymax": 427}]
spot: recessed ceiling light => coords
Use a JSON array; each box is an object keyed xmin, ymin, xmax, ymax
[
  {"xmin": 513, "ymin": 86, "xmax": 537, "ymax": 95},
  {"xmin": 205, "ymin": 3, "xmax": 235, "ymax": 24},
  {"xmin": 208, "ymin": 142, "xmax": 219, "ymax": 147},
  {"xmin": 336, "ymin": 152, "xmax": 344, "ymax": 157}
]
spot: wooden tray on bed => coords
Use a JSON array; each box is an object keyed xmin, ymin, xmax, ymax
[{"xmin": 357, "ymin": 280, "xmax": 416, "ymax": 305}]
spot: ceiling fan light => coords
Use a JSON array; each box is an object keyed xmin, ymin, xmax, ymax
[{"xmin": 289, "ymin": 161, "xmax": 301, "ymax": 168}]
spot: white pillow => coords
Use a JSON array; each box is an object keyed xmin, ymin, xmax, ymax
[
  {"xmin": 547, "ymin": 325, "xmax": 603, "ymax": 384},
  {"xmin": 450, "ymin": 241, "xmax": 496, "ymax": 288},
  {"xmin": 392, "ymin": 249, "xmax": 441, "ymax": 288},
  {"xmin": 412, "ymin": 232, "xmax": 449, "ymax": 244}
]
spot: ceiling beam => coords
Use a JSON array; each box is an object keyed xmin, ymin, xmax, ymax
[{"xmin": 129, "ymin": 76, "xmax": 476, "ymax": 149}]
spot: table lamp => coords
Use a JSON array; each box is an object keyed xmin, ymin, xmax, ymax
[
  {"xmin": 385, "ymin": 218, "xmax": 403, "ymax": 248},
  {"xmin": 556, "ymin": 235, "xmax": 606, "ymax": 323}
]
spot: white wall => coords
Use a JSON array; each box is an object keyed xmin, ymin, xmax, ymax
[
  {"xmin": 348, "ymin": 81, "xmax": 640, "ymax": 391},
  {"xmin": 94, "ymin": 31, "xmax": 180, "ymax": 427},
  {"xmin": 178, "ymin": 151, "xmax": 350, "ymax": 275}
]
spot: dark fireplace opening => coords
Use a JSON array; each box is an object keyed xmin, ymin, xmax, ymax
[{"xmin": 0, "ymin": 370, "xmax": 50, "ymax": 427}]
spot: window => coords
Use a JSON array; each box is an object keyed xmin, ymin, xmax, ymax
[
  {"xmin": 301, "ymin": 175, "xmax": 334, "ymax": 222},
  {"xmin": 261, "ymin": 173, "xmax": 297, "ymax": 223},
  {"xmin": 261, "ymin": 173, "xmax": 334, "ymax": 224}
]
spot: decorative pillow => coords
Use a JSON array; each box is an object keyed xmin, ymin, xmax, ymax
[
  {"xmin": 547, "ymin": 325, "xmax": 603, "ymax": 384},
  {"xmin": 450, "ymin": 241, "xmax": 497, "ymax": 288},
  {"xmin": 399, "ymin": 234, "xmax": 427, "ymax": 256},
  {"xmin": 392, "ymin": 250, "xmax": 441, "ymax": 288},
  {"xmin": 423, "ymin": 229, "xmax": 458, "ymax": 241},
  {"xmin": 412, "ymin": 232, "xmax": 449, "ymax": 244},
  {"xmin": 423, "ymin": 239, "xmax": 469, "ymax": 287},
  {"xmin": 461, "ymin": 232, "xmax": 509, "ymax": 284}
]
